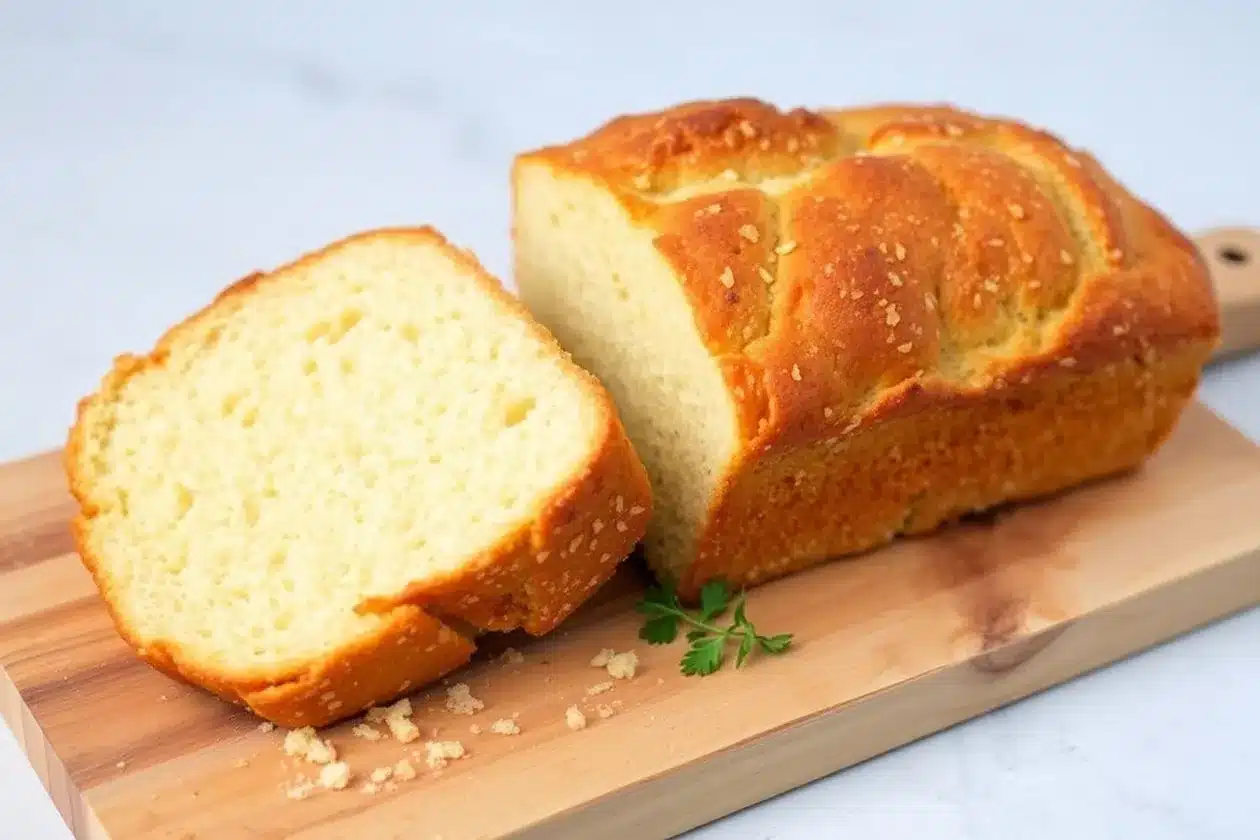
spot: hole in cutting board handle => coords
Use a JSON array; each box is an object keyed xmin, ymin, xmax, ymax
[
  {"xmin": 1194, "ymin": 226, "xmax": 1260, "ymax": 361},
  {"xmin": 1217, "ymin": 244, "xmax": 1250, "ymax": 266}
]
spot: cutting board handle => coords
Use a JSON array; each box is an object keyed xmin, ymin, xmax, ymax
[{"xmin": 1196, "ymin": 226, "xmax": 1260, "ymax": 361}]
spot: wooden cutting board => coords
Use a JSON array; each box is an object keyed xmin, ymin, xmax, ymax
[{"xmin": 4, "ymin": 228, "xmax": 1260, "ymax": 840}]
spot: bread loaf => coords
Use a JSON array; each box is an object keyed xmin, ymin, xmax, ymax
[
  {"xmin": 511, "ymin": 98, "xmax": 1220, "ymax": 601},
  {"xmin": 66, "ymin": 227, "xmax": 652, "ymax": 727}
]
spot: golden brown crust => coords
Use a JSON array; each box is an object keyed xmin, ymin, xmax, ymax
[
  {"xmin": 519, "ymin": 97, "xmax": 1220, "ymax": 599},
  {"xmin": 64, "ymin": 226, "xmax": 652, "ymax": 728}
]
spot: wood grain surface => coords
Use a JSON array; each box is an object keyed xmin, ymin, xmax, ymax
[
  {"xmin": 3, "ymin": 401, "xmax": 1260, "ymax": 840},
  {"xmin": 4, "ymin": 228, "xmax": 1260, "ymax": 840}
]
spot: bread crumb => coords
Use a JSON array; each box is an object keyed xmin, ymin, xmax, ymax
[
  {"xmin": 587, "ymin": 681, "xmax": 613, "ymax": 696},
  {"xmin": 366, "ymin": 697, "xmax": 410, "ymax": 722},
  {"xmin": 370, "ymin": 766, "xmax": 393, "ymax": 785},
  {"xmin": 367, "ymin": 698, "xmax": 420, "ymax": 744},
  {"xmin": 499, "ymin": 647, "xmax": 525, "ymax": 666},
  {"xmin": 469, "ymin": 724, "xmax": 482, "ymax": 735},
  {"xmin": 490, "ymin": 718, "xmax": 521, "ymax": 736},
  {"xmin": 285, "ymin": 778, "xmax": 315, "ymax": 801},
  {"xmin": 605, "ymin": 651, "xmax": 639, "ymax": 680},
  {"xmin": 590, "ymin": 648, "xmax": 615, "ymax": 667},
  {"xmin": 596, "ymin": 704, "xmax": 615, "ymax": 720},
  {"xmin": 258, "ymin": 722, "xmax": 275, "ymax": 733},
  {"xmin": 445, "ymin": 683, "xmax": 484, "ymax": 715},
  {"xmin": 738, "ymin": 224, "xmax": 760, "ymax": 243},
  {"xmin": 424, "ymin": 740, "xmax": 466, "ymax": 770},
  {"xmin": 352, "ymin": 724, "xmax": 383, "ymax": 742},
  {"xmin": 393, "ymin": 759, "xmax": 417, "ymax": 781},
  {"xmin": 565, "ymin": 705, "xmax": 587, "ymax": 731},
  {"xmin": 319, "ymin": 762, "xmax": 351, "ymax": 791},
  {"xmin": 283, "ymin": 727, "xmax": 337, "ymax": 765}
]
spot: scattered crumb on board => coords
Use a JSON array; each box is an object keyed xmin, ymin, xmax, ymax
[
  {"xmin": 445, "ymin": 683, "xmax": 485, "ymax": 715},
  {"xmin": 490, "ymin": 718, "xmax": 521, "ymax": 736},
  {"xmin": 424, "ymin": 740, "xmax": 467, "ymax": 770},
  {"xmin": 267, "ymin": 642, "xmax": 659, "ymax": 800}
]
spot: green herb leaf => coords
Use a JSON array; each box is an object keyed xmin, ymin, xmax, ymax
[
  {"xmin": 639, "ymin": 615, "xmax": 680, "ymax": 645},
  {"xmin": 636, "ymin": 583, "xmax": 679, "ymax": 614},
  {"xmin": 758, "ymin": 633, "xmax": 794, "ymax": 654},
  {"xmin": 735, "ymin": 630, "xmax": 755, "ymax": 668},
  {"xmin": 681, "ymin": 637, "xmax": 725, "ymax": 676},
  {"xmin": 634, "ymin": 578, "xmax": 793, "ymax": 675},
  {"xmin": 698, "ymin": 579, "xmax": 731, "ymax": 621}
]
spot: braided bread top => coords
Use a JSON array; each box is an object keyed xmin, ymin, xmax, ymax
[{"xmin": 526, "ymin": 98, "xmax": 1220, "ymax": 452}]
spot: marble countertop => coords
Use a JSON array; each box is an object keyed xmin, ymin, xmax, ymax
[{"xmin": 2, "ymin": 2, "xmax": 1259, "ymax": 837}]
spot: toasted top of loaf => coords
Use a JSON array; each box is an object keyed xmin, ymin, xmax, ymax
[
  {"xmin": 66, "ymin": 227, "xmax": 651, "ymax": 710},
  {"xmin": 516, "ymin": 98, "xmax": 1220, "ymax": 454}
]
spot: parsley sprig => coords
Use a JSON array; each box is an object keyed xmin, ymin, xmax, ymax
[{"xmin": 635, "ymin": 579, "xmax": 794, "ymax": 676}]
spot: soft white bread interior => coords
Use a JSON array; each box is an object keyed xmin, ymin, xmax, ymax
[{"xmin": 66, "ymin": 227, "xmax": 652, "ymax": 727}]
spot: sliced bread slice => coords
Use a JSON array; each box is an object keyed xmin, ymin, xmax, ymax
[{"xmin": 66, "ymin": 227, "xmax": 652, "ymax": 728}]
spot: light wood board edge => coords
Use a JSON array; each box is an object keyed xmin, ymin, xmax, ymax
[
  {"xmin": 520, "ymin": 538, "xmax": 1260, "ymax": 840},
  {"xmin": 1196, "ymin": 226, "xmax": 1260, "ymax": 360},
  {"xmin": 1, "ymin": 667, "xmax": 107, "ymax": 840}
]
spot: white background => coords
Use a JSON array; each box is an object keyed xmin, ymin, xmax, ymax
[{"xmin": 2, "ymin": 2, "xmax": 1259, "ymax": 837}]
